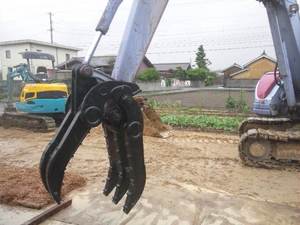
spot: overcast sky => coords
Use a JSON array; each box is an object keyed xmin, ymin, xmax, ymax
[{"xmin": 0, "ymin": 0, "xmax": 276, "ymax": 70}]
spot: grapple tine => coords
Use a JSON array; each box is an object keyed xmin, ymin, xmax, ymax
[
  {"xmin": 111, "ymin": 130, "xmax": 130, "ymax": 204},
  {"xmin": 102, "ymin": 125, "xmax": 119, "ymax": 196},
  {"xmin": 45, "ymin": 112, "xmax": 91, "ymax": 203},
  {"xmin": 111, "ymin": 92, "xmax": 145, "ymax": 214},
  {"xmin": 40, "ymin": 110, "xmax": 74, "ymax": 191},
  {"xmin": 123, "ymin": 129, "xmax": 145, "ymax": 214}
]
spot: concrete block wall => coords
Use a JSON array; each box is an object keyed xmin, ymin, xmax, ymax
[
  {"xmin": 144, "ymin": 88, "xmax": 255, "ymax": 110},
  {"xmin": 225, "ymin": 79, "xmax": 259, "ymax": 88}
]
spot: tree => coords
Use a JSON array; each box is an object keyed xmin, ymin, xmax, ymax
[
  {"xmin": 185, "ymin": 68, "xmax": 217, "ymax": 86},
  {"xmin": 204, "ymin": 71, "xmax": 217, "ymax": 86},
  {"xmin": 137, "ymin": 68, "xmax": 160, "ymax": 82},
  {"xmin": 186, "ymin": 68, "xmax": 207, "ymax": 81},
  {"xmin": 174, "ymin": 67, "xmax": 188, "ymax": 80},
  {"xmin": 195, "ymin": 45, "xmax": 210, "ymax": 69}
]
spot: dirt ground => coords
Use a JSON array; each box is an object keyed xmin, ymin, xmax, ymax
[
  {"xmin": 0, "ymin": 127, "xmax": 300, "ymax": 224},
  {"xmin": 0, "ymin": 166, "xmax": 86, "ymax": 209}
]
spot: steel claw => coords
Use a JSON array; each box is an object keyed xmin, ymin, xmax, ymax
[{"xmin": 40, "ymin": 66, "xmax": 146, "ymax": 214}]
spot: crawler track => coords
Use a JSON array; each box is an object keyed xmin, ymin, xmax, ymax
[
  {"xmin": 0, "ymin": 112, "xmax": 56, "ymax": 132},
  {"xmin": 239, "ymin": 117, "xmax": 300, "ymax": 169}
]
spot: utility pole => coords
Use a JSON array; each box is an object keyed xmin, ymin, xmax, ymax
[{"xmin": 48, "ymin": 12, "xmax": 54, "ymax": 44}]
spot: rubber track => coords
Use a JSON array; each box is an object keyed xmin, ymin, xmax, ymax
[
  {"xmin": 0, "ymin": 112, "xmax": 56, "ymax": 132},
  {"xmin": 239, "ymin": 117, "xmax": 300, "ymax": 169}
]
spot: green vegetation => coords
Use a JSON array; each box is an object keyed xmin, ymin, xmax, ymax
[
  {"xmin": 165, "ymin": 78, "xmax": 172, "ymax": 87},
  {"xmin": 225, "ymin": 91, "xmax": 250, "ymax": 113},
  {"xmin": 174, "ymin": 67, "xmax": 188, "ymax": 80},
  {"xmin": 161, "ymin": 114, "xmax": 243, "ymax": 132},
  {"xmin": 195, "ymin": 45, "xmax": 210, "ymax": 69},
  {"xmin": 225, "ymin": 96, "xmax": 236, "ymax": 110},
  {"xmin": 186, "ymin": 68, "xmax": 207, "ymax": 81},
  {"xmin": 186, "ymin": 68, "xmax": 217, "ymax": 86},
  {"xmin": 0, "ymin": 93, "xmax": 6, "ymax": 100},
  {"xmin": 147, "ymin": 99, "xmax": 247, "ymax": 132},
  {"xmin": 171, "ymin": 45, "xmax": 216, "ymax": 86},
  {"xmin": 148, "ymin": 99, "xmax": 182, "ymax": 109},
  {"xmin": 137, "ymin": 68, "xmax": 160, "ymax": 82}
]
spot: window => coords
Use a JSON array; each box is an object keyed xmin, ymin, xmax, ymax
[
  {"xmin": 36, "ymin": 49, "xmax": 42, "ymax": 52},
  {"xmin": 65, "ymin": 53, "xmax": 70, "ymax": 61},
  {"xmin": 25, "ymin": 92, "xmax": 35, "ymax": 99},
  {"xmin": 37, "ymin": 91, "xmax": 67, "ymax": 99},
  {"xmin": 5, "ymin": 50, "xmax": 11, "ymax": 59}
]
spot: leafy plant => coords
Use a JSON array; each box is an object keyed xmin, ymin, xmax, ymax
[
  {"xmin": 226, "ymin": 96, "xmax": 237, "ymax": 110},
  {"xmin": 174, "ymin": 67, "xmax": 188, "ymax": 80},
  {"xmin": 147, "ymin": 99, "xmax": 182, "ymax": 109},
  {"xmin": 165, "ymin": 78, "xmax": 172, "ymax": 87},
  {"xmin": 225, "ymin": 91, "xmax": 250, "ymax": 113},
  {"xmin": 137, "ymin": 68, "xmax": 160, "ymax": 82},
  {"xmin": 161, "ymin": 114, "xmax": 243, "ymax": 132},
  {"xmin": 204, "ymin": 71, "xmax": 217, "ymax": 86},
  {"xmin": 147, "ymin": 99, "xmax": 161, "ymax": 109},
  {"xmin": 186, "ymin": 68, "xmax": 207, "ymax": 81},
  {"xmin": 237, "ymin": 91, "xmax": 250, "ymax": 113}
]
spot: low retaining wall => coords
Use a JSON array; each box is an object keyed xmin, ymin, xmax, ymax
[
  {"xmin": 144, "ymin": 88, "xmax": 255, "ymax": 110},
  {"xmin": 136, "ymin": 81, "xmax": 179, "ymax": 92},
  {"xmin": 225, "ymin": 79, "xmax": 259, "ymax": 88}
]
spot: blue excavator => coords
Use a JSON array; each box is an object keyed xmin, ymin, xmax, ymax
[
  {"xmin": 39, "ymin": 0, "xmax": 300, "ymax": 214},
  {"xmin": 2, "ymin": 52, "xmax": 68, "ymax": 131}
]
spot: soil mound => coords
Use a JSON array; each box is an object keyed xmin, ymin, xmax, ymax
[
  {"xmin": 0, "ymin": 166, "xmax": 86, "ymax": 209},
  {"xmin": 134, "ymin": 96, "xmax": 169, "ymax": 137}
]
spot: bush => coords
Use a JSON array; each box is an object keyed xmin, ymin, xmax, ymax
[
  {"xmin": 165, "ymin": 78, "xmax": 172, "ymax": 87},
  {"xmin": 185, "ymin": 68, "xmax": 216, "ymax": 86},
  {"xmin": 137, "ymin": 68, "xmax": 160, "ymax": 82},
  {"xmin": 204, "ymin": 71, "xmax": 217, "ymax": 86},
  {"xmin": 186, "ymin": 68, "xmax": 207, "ymax": 81},
  {"xmin": 237, "ymin": 91, "xmax": 250, "ymax": 113},
  {"xmin": 226, "ymin": 96, "xmax": 236, "ymax": 110},
  {"xmin": 174, "ymin": 67, "xmax": 188, "ymax": 80},
  {"xmin": 225, "ymin": 92, "xmax": 250, "ymax": 113}
]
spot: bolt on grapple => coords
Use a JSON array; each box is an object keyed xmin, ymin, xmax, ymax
[{"xmin": 40, "ymin": 64, "xmax": 146, "ymax": 214}]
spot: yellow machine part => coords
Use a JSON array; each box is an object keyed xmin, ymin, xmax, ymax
[{"xmin": 20, "ymin": 83, "xmax": 68, "ymax": 102}]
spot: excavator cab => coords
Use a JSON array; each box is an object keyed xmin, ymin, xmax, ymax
[
  {"xmin": 16, "ymin": 83, "xmax": 68, "ymax": 114},
  {"xmin": 253, "ymin": 71, "xmax": 284, "ymax": 116}
]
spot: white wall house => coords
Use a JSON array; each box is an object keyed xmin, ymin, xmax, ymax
[{"xmin": 0, "ymin": 39, "xmax": 80, "ymax": 80}]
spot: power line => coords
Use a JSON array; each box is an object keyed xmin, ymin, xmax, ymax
[{"xmin": 146, "ymin": 44, "xmax": 274, "ymax": 55}]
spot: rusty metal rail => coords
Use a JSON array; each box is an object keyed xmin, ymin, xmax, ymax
[{"xmin": 21, "ymin": 200, "xmax": 72, "ymax": 225}]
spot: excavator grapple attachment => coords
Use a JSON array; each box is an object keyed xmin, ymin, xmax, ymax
[{"xmin": 40, "ymin": 64, "xmax": 145, "ymax": 214}]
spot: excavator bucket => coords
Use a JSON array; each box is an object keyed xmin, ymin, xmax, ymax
[{"xmin": 40, "ymin": 64, "xmax": 146, "ymax": 214}]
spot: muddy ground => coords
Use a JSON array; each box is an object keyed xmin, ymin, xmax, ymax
[{"xmin": 0, "ymin": 127, "xmax": 300, "ymax": 224}]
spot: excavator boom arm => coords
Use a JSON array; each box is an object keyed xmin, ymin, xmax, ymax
[{"xmin": 112, "ymin": 0, "xmax": 169, "ymax": 82}]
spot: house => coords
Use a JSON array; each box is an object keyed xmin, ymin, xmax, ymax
[
  {"xmin": 154, "ymin": 62, "xmax": 192, "ymax": 78},
  {"xmin": 224, "ymin": 51, "xmax": 277, "ymax": 88},
  {"xmin": 57, "ymin": 55, "xmax": 153, "ymax": 76},
  {"xmin": 222, "ymin": 63, "xmax": 243, "ymax": 87},
  {"xmin": 0, "ymin": 39, "xmax": 80, "ymax": 80}
]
